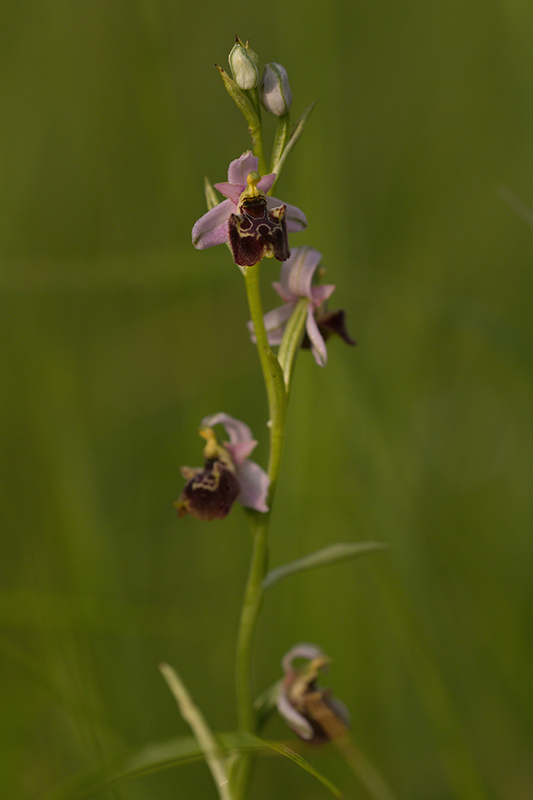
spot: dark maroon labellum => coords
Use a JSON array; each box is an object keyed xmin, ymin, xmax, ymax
[
  {"xmin": 302, "ymin": 308, "xmax": 356, "ymax": 350},
  {"xmin": 228, "ymin": 197, "xmax": 290, "ymax": 267},
  {"xmin": 175, "ymin": 459, "xmax": 240, "ymax": 520}
]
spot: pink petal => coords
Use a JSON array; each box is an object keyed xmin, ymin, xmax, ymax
[
  {"xmin": 257, "ymin": 173, "xmax": 276, "ymax": 193},
  {"xmin": 192, "ymin": 199, "xmax": 234, "ymax": 249},
  {"xmin": 235, "ymin": 458, "xmax": 270, "ymax": 512},
  {"xmin": 267, "ymin": 196, "xmax": 307, "ymax": 232},
  {"xmin": 247, "ymin": 303, "xmax": 293, "ymax": 344},
  {"xmin": 214, "ymin": 182, "xmax": 243, "ymax": 204},
  {"xmin": 227, "ymin": 439, "xmax": 258, "ymax": 465},
  {"xmin": 261, "ymin": 303, "xmax": 294, "ymax": 345},
  {"xmin": 215, "ymin": 173, "xmax": 275, "ymax": 206},
  {"xmin": 271, "ymin": 279, "xmax": 293, "ymax": 303},
  {"xmin": 279, "ymin": 246, "xmax": 322, "ymax": 299},
  {"xmin": 228, "ymin": 151, "xmax": 259, "ymax": 185},
  {"xmin": 310, "ymin": 283, "xmax": 336, "ymax": 309},
  {"xmin": 282, "ymin": 643, "xmax": 326, "ymax": 674},
  {"xmin": 201, "ymin": 412, "xmax": 253, "ymax": 446},
  {"xmin": 276, "ymin": 260, "xmax": 293, "ymax": 298},
  {"xmin": 276, "ymin": 690, "xmax": 314, "ymax": 740},
  {"xmin": 306, "ymin": 306, "xmax": 328, "ymax": 366}
]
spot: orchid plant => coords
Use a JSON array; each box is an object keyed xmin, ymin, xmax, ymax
[{"xmin": 119, "ymin": 37, "xmax": 394, "ymax": 800}]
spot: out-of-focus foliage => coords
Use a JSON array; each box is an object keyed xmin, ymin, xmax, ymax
[{"xmin": 1, "ymin": 2, "xmax": 532, "ymax": 799}]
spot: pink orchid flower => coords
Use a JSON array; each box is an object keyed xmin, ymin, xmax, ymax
[
  {"xmin": 249, "ymin": 246, "xmax": 336, "ymax": 367},
  {"xmin": 202, "ymin": 413, "xmax": 269, "ymax": 513},
  {"xmin": 192, "ymin": 151, "xmax": 307, "ymax": 267},
  {"xmin": 175, "ymin": 413, "xmax": 269, "ymax": 520}
]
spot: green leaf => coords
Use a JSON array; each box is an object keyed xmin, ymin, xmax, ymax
[
  {"xmin": 263, "ymin": 340, "xmax": 288, "ymax": 415},
  {"xmin": 204, "ymin": 175, "xmax": 220, "ymax": 210},
  {"xmin": 44, "ymin": 731, "xmax": 342, "ymax": 800},
  {"xmin": 216, "ymin": 65, "xmax": 260, "ymax": 129},
  {"xmin": 264, "ymin": 740, "xmax": 343, "ymax": 798},
  {"xmin": 263, "ymin": 541, "xmax": 388, "ymax": 589},
  {"xmin": 277, "ymin": 297, "xmax": 309, "ymax": 389},
  {"xmin": 269, "ymin": 112, "xmax": 291, "ymax": 180},
  {"xmin": 253, "ymin": 679, "xmax": 282, "ymax": 730},
  {"xmin": 160, "ymin": 662, "xmax": 233, "ymax": 800},
  {"xmin": 271, "ymin": 99, "xmax": 318, "ymax": 178}
]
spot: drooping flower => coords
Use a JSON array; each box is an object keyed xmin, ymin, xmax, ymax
[
  {"xmin": 248, "ymin": 246, "xmax": 355, "ymax": 366},
  {"xmin": 192, "ymin": 151, "xmax": 307, "ymax": 267},
  {"xmin": 277, "ymin": 643, "xmax": 351, "ymax": 743},
  {"xmin": 175, "ymin": 413, "xmax": 269, "ymax": 520}
]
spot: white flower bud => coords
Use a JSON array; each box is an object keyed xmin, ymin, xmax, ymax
[
  {"xmin": 228, "ymin": 41, "xmax": 259, "ymax": 90},
  {"xmin": 259, "ymin": 62, "xmax": 292, "ymax": 116}
]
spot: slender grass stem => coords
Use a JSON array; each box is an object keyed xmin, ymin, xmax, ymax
[{"xmin": 160, "ymin": 663, "xmax": 234, "ymax": 800}]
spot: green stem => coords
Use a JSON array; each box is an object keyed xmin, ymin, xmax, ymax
[
  {"xmin": 232, "ymin": 511, "xmax": 269, "ymax": 799},
  {"xmin": 232, "ymin": 262, "xmax": 289, "ymax": 800},
  {"xmin": 216, "ymin": 69, "xmax": 268, "ymax": 177},
  {"xmin": 249, "ymin": 121, "xmax": 268, "ymax": 179},
  {"xmin": 235, "ymin": 512, "xmax": 269, "ymax": 734},
  {"xmin": 244, "ymin": 263, "xmax": 277, "ymax": 428},
  {"xmin": 247, "ymin": 89, "xmax": 268, "ymax": 177}
]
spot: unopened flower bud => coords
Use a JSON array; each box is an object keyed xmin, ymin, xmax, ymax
[
  {"xmin": 228, "ymin": 39, "xmax": 259, "ymax": 90},
  {"xmin": 259, "ymin": 62, "xmax": 292, "ymax": 116}
]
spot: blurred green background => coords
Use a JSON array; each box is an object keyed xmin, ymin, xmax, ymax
[{"xmin": 2, "ymin": 1, "xmax": 533, "ymax": 799}]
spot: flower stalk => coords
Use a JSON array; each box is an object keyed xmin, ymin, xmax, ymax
[
  {"xmin": 235, "ymin": 263, "xmax": 286, "ymax": 719},
  {"xmin": 216, "ymin": 66, "xmax": 268, "ymax": 177},
  {"xmin": 232, "ymin": 262, "xmax": 295, "ymax": 800}
]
